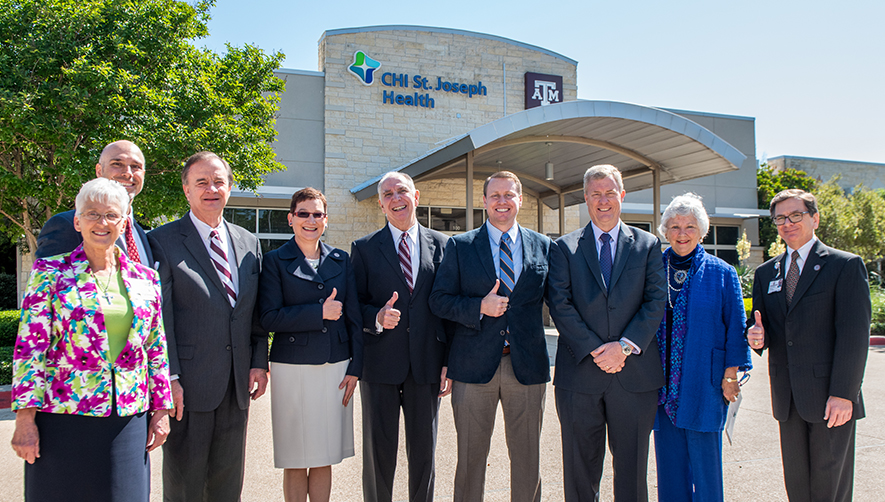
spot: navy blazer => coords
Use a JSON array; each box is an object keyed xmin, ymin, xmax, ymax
[
  {"xmin": 548, "ymin": 222, "xmax": 666, "ymax": 395},
  {"xmin": 429, "ymin": 223, "xmax": 551, "ymax": 386},
  {"xmin": 258, "ymin": 238, "xmax": 363, "ymax": 377},
  {"xmin": 351, "ymin": 225, "xmax": 450, "ymax": 385},
  {"xmin": 36, "ymin": 209, "xmax": 154, "ymax": 264},
  {"xmin": 751, "ymin": 240, "xmax": 869, "ymax": 423}
]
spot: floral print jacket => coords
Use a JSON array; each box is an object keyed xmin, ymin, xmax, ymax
[{"xmin": 12, "ymin": 245, "xmax": 173, "ymax": 417}]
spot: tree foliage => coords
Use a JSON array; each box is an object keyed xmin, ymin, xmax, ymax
[
  {"xmin": 756, "ymin": 163, "xmax": 818, "ymax": 259},
  {"xmin": 0, "ymin": 0, "xmax": 285, "ymax": 254},
  {"xmin": 815, "ymin": 179, "xmax": 885, "ymax": 262}
]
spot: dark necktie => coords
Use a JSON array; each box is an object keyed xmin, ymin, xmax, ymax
[
  {"xmin": 124, "ymin": 219, "xmax": 141, "ymax": 264},
  {"xmin": 499, "ymin": 233, "xmax": 515, "ymax": 297},
  {"xmin": 600, "ymin": 233, "xmax": 612, "ymax": 292},
  {"xmin": 785, "ymin": 250, "xmax": 800, "ymax": 306},
  {"xmin": 398, "ymin": 233, "xmax": 413, "ymax": 293}
]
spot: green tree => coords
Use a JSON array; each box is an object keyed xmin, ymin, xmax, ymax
[
  {"xmin": 816, "ymin": 179, "xmax": 885, "ymax": 262},
  {"xmin": 0, "ymin": 0, "xmax": 285, "ymax": 255},
  {"xmin": 756, "ymin": 163, "xmax": 818, "ymax": 259}
]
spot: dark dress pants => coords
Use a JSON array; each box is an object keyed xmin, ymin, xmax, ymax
[
  {"xmin": 556, "ymin": 379, "xmax": 658, "ymax": 502},
  {"xmin": 162, "ymin": 373, "xmax": 249, "ymax": 502},
  {"xmin": 25, "ymin": 409, "xmax": 150, "ymax": 502},
  {"xmin": 779, "ymin": 397, "xmax": 856, "ymax": 502},
  {"xmin": 360, "ymin": 369, "xmax": 441, "ymax": 502}
]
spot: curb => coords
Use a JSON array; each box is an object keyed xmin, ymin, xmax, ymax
[
  {"xmin": 872, "ymin": 336, "xmax": 885, "ymax": 346},
  {"xmin": 0, "ymin": 384, "xmax": 10, "ymax": 410}
]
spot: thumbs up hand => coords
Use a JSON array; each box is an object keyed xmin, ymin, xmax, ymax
[
  {"xmin": 376, "ymin": 291, "xmax": 401, "ymax": 330},
  {"xmin": 747, "ymin": 310, "xmax": 765, "ymax": 349},
  {"xmin": 323, "ymin": 287, "xmax": 342, "ymax": 321},
  {"xmin": 480, "ymin": 279, "xmax": 509, "ymax": 318}
]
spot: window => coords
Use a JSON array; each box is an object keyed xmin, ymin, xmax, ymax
[
  {"xmin": 223, "ymin": 207, "xmax": 291, "ymax": 254},
  {"xmin": 703, "ymin": 225, "xmax": 741, "ymax": 265},
  {"xmin": 625, "ymin": 221, "xmax": 652, "ymax": 233},
  {"xmin": 417, "ymin": 206, "xmax": 485, "ymax": 234}
]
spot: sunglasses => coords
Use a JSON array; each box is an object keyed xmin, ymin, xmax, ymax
[{"xmin": 292, "ymin": 211, "xmax": 326, "ymax": 219}]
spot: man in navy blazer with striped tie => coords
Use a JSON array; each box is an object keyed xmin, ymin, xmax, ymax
[{"xmin": 430, "ymin": 171, "xmax": 552, "ymax": 502}]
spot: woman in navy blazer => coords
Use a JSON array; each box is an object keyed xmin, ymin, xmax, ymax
[
  {"xmin": 653, "ymin": 193, "xmax": 752, "ymax": 502},
  {"xmin": 257, "ymin": 187, "xmax": 362, "ymax": 502}
]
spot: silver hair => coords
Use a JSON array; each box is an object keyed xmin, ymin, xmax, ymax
[
  {"xmin": 377, "ymin": 171, "xmax": 416, "ymax": 198},
  {"xmin": 75, "ymin": 178, "xmax": 130, "ymax": 216},
  {"xmin": 583, "ymin": 164, "xmax": 624, "ymax": 193},
  {"xmin": 658, "ymin": 193, "xmax": 710, "ymax": 240}
]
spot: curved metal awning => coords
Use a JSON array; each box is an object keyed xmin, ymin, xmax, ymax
[{"xmin": 351, "ymin": 100, "xmax": 747, "ymax": 210}]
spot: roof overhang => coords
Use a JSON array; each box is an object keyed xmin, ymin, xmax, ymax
[{"xmin": 352, "ymin": 100, "xmax": 747, "ymax": 209}]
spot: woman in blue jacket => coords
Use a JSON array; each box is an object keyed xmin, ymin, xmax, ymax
[
  {"xmin": 257, "ymin": 187, "xmax": 362, "ymax": 502},
  {"xmin": 653, "ymin": 193, "xmax": 752, "ymax": 502}
]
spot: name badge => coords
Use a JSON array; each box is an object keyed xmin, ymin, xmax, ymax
[{"xmin": 768, "ymin": 279, "xmax": 783, "ymax": 294}]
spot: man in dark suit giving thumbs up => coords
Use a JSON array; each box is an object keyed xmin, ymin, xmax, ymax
[{"xmin": 351, "ymin": 172, "xmax": 451, "ymax": 502}]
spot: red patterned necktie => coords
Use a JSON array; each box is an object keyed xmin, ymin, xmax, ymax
[
  {"xmin": 399, "ymin": 233, "xmax": 413, "ymax": 293},
  {"xmin": 124, "ymin": 218, "xmax": 142, "ymax": 264},
  {"xmin": 209, "ymin": 230, "xmax": 237, "ymax": 307}
]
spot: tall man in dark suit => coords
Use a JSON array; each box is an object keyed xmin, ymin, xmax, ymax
[
  {"xmin": 36, "ymin": 140, "xmax": 153, "ymax": 265},
  {"xmin": 351, "ymin": 172, "xmax": 450, "ymax": 502},
  {"xmin": 747, "ymin": 189, "xmax": 869, "ymax": 502},
  {"xmin": 547, "ymin": 164, "xmax": 666, "ymax": 501},
  {"xmin": 430, "ymin": 171, "xmax": 552, "ymax": 502},
  {"xmin": 148, "ymin": 151, "xmax": 269, "ymax": 502}
]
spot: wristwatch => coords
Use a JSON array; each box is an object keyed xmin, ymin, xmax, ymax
[{"xmin": 618, "ymin": 340, "xmax": 632, "ymax": 356}]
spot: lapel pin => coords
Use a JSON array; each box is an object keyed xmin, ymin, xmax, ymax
[{"xmin": 814, "ymin": 264, "xmax": 820, "ymax": 271}]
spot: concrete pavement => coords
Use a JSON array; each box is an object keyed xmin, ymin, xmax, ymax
[{"xmin": 1, "ymin": 337, "xmax": 884, "ymax": 501}]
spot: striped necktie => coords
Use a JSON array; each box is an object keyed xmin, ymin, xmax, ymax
[
  {"xmin": 499, "ymin": 233, "xmax": 515, "ymax": 296},
  {"xmin": 399, "ymin": 233, "xmax": 413, "ymax": 293},
  {"xmin": 209, "ymin": 229, "xmax": 237, "ymax": 307}
]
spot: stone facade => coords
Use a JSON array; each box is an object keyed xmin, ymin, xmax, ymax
[
  {"xmin": 318, "ymin": 27, "xmax": 578, "ymax": 249},
  {"xmin": 769, "ymin": 155, "xmax": 885, "ymax": 192}
]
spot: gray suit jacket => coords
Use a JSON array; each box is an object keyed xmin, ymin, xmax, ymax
[
  {"xmin": 548, "ymin": 222, "xmax": 666, "ymax": 394},
  {"xmin": 36, "ymin": 209, "xmax": 154, "ymax": 265},
  {"xmin": 148, "ymin": 213, "xmax": 268, "ymax": 412}
]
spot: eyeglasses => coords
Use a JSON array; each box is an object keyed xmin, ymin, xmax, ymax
[
  {"xmin": 773, "ymin": 211, "xmax": 809, "ymax": 226},
  {"xmin": 293, "ymin": 211, "xmax": 326, "ymax": 219},
  {"xmin": 80, "ymin": 211, "xmax": 123, "ymax": 223}
]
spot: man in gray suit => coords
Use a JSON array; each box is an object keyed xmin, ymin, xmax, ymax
[
  {"xmin": 36, "ymin": 140, "xmax": 153, "ymax": 265},
  {"xmin": 547, "ymin": 164, "xmax": 666, "ymax": 501},
  {"xmin": 149, "ymin": 151, "xmax": 269, "ymax": 502}
]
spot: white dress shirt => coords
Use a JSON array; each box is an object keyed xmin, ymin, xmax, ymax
[
  {"xmin": 189, "ymin": 211, "xmax": 239, "ymax": 294},
  {"xmin": 785, "ymin": 236, "xmax": 817, "ymax": 276}
]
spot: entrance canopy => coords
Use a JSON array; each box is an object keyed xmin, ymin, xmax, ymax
[{"xmin": 352, "ymin": 100, "xmax": 747, "ymax": 232}]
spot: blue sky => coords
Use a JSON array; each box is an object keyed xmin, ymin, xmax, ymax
[{"xmin": 200, "ymin": 0, "xmax": 884, "ymax": 164}]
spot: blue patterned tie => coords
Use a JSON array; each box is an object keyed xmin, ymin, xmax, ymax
[
  {"xmin": 599, "ymin": 233, "xmax": 612, "ymax": 292},
  {"xmin": 499, "ymin": 233, "xmax": 515, "ymax": 297}
]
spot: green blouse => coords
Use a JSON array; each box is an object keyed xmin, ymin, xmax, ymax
[{"xmin": 99, "ymin": 272, "xmax": 133, "ymax": 363}]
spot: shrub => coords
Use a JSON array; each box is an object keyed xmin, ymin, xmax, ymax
[
  {"xmin": 0, "ymin": 273, "xmax": 16, "ymax": 310},
  {"xmin": 0, "ymin": 310, "xmax": 19, "ymax": 347},
  {"xmin": 0, "ymin": 346, "xmax": 12, "ymax": 385}
]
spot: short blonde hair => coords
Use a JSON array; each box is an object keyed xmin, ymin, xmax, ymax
[
  {"xmin": 583, "ymin": 165, "xmax": 624, "ymax": 193},
  {"xmin": 75, "ymin": 178, "xmax": 130, "ymax": 216}
]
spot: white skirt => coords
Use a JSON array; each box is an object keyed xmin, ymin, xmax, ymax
[{"xmin": 270, "ymin": 360, "xmax": 354, "ymax": 468}]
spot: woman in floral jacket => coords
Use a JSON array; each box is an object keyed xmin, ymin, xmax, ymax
[{"xmin": 10, "ymin": 178, "xmax": 173, "ymax": 502}]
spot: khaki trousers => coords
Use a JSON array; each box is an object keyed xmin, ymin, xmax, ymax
[{"xmin": 451, "ymin": 355, "xmax": 546, "ymax": 502}]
